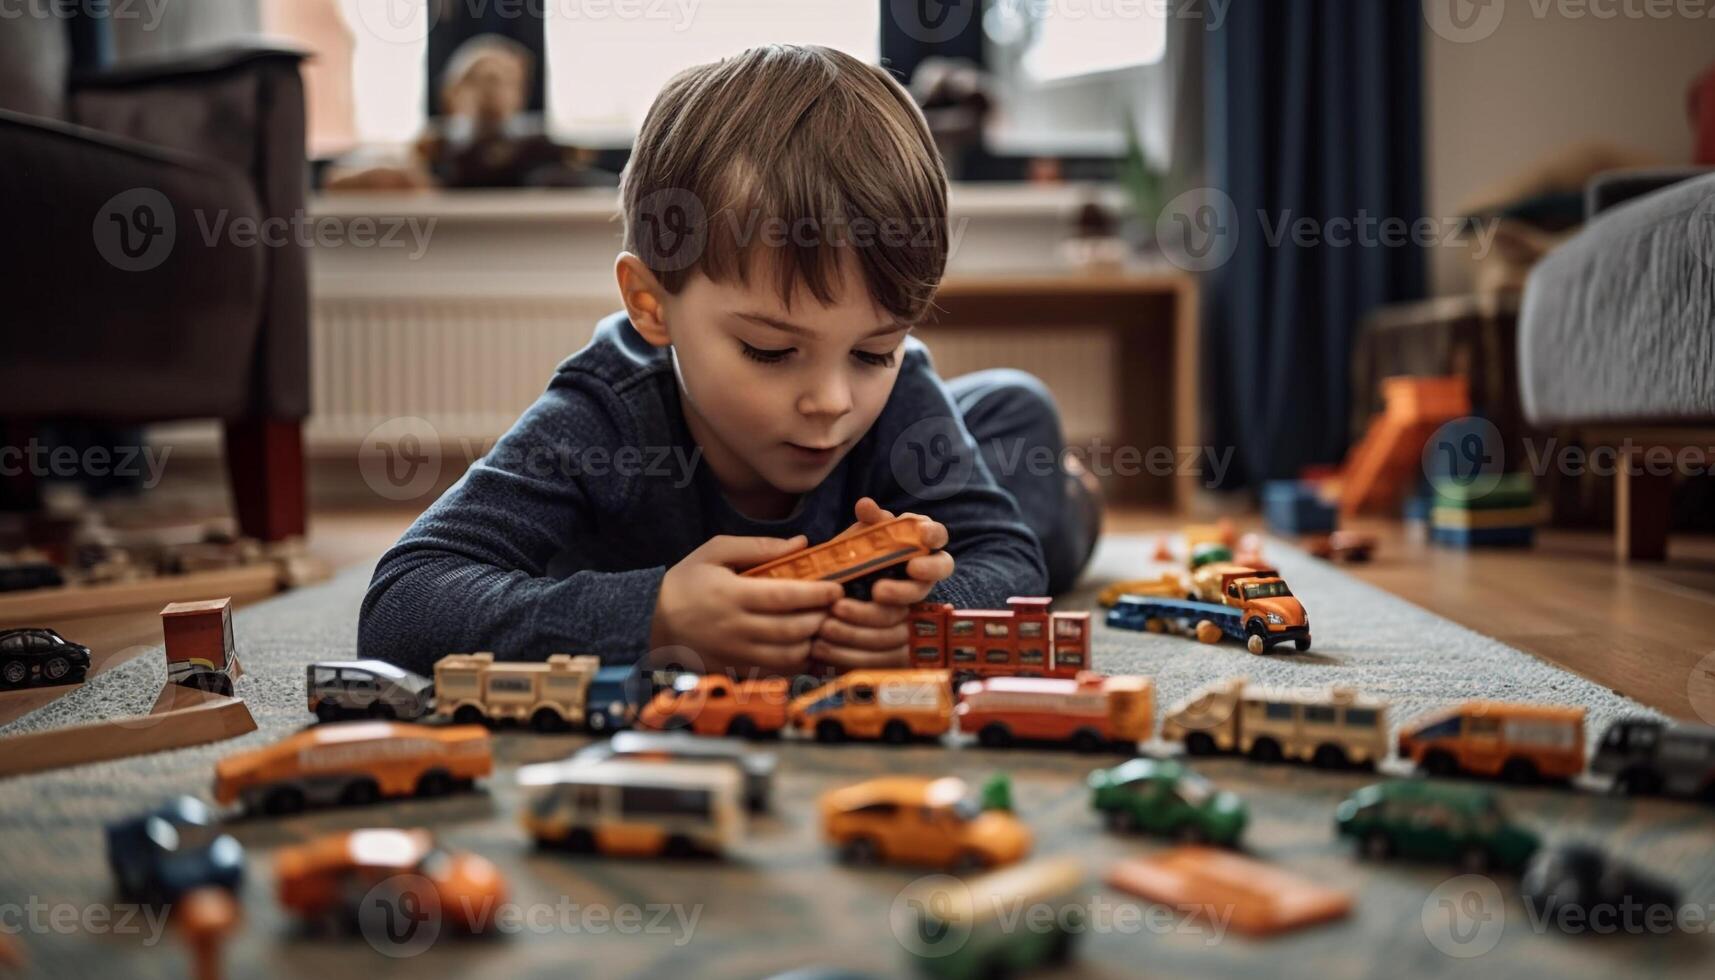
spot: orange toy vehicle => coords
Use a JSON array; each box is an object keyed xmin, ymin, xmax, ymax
[
  {"xmin": 1397, "ymin": 701, "xmax": 1586, "ymax": 783},
  {"xmin": 789, "ymin": 669, "xmax": 953, "ymax": 743},
  {"xmin": 637, "ymin": 674, "xmax": 793, "ymax": 738},
  {"xmin": 742, "ymin": 515, "xmax": 931, "ymax": 596},
  {"xmin": 214, "ymin": 721, "xmax": 492, "ymax": 815},
  {"xmin": 276, "ymin": 829, "xmax": 507, "ymax": 933},
  {"xmin": 821, "ymin": 776, "xmax": 1031, "ymax": 872},
  {"xmin": 955, "ymin": 673, "xmax": 1153, "ymax": 752}
]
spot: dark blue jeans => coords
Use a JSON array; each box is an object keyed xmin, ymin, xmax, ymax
[{"xmin": 947, "ymin": 369, "xmax": 1100, "ymax": 595}]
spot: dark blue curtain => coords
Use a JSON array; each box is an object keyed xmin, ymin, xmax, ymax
[
  {"xmin": 877, "ymin": 0, "xmax": 986, "ymax": 83},
  {"xmin": 1204, "ymin": 0, "xmax": 1426, "ymax": 490},
  {"xmin": 61, "ymin": 0, "xmax": 114, "ymax": 71}
]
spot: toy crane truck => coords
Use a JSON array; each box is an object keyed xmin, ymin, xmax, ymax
[{"xmin": 1106, "ymin": 564, "xmax": 1310, "ymax": 654}]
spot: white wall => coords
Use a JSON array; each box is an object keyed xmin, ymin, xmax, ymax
[{"xmin": 1424, "ymin": 0, "xmax": 1715, "ymax": 294}]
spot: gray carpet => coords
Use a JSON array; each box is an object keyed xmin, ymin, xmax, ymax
[
  {"xmin": 1, "ymin": 534, "xmax": 1690, "ymax": 980},
  {"xmin": 1, "ymin": 533, "xmax": 1657, "ymax": 793}
]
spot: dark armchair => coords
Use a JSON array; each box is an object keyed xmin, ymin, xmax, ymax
[{"xmin": 0, "ymin": 45, "xmax": 310, "ymax": 541}]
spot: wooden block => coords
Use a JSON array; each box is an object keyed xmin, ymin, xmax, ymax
[
  {"xmin": 1105, "ymin": 846, "xmax": 1351, "ymax": 937},
  {"xmin": 0, "ymin": 687, "xmax": 256, "ymax": 779}
]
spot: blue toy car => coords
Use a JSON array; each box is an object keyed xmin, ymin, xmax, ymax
[
  {"xmin": 106, "ymin": 796, "xmax": 244, "ymax": 904},
  {"xmin": 584, "ymin": 665, "xmax": 645, "ymax": 734}
]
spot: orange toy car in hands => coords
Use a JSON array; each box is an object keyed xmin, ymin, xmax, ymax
[
  {"xmin": 276, "ymin": 829, "xmax": 507, "ymax": 933},
  {"xmin": 214, "ymin": 722, "xmax": 492, "ymax": 815},
  {"xmin": 821, "ymin": 776, "xmax": 1031, "ymax": 872},
  {"xmin": 637, "ymin": 674, "xmax": 793, "ymax": 738},
  {"xmin": 741, "ymin": 515, "xmax": 931, "ymax": 598}
]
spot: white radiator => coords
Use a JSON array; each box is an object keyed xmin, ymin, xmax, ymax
[{"xmin": 305, "ymin": 295, "xmax": 1117, "ymax": 453}]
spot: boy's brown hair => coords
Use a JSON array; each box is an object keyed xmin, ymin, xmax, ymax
[{"xmin": 620, "ymin": 44, "xmax": 949, "ymax": 324}]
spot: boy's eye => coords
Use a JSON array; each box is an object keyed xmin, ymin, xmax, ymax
[
  {"xmin": 853, "ymin": 346, "xmax": 899, "ymax": 368},
  {"xmin": 739, "ymin": 342, "xmax": 793, "ymax": 364}
]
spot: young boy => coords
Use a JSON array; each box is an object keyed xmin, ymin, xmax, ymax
[{"xmin": 359, "ymin": 45, "xmax": 1100, "ymax": 677}]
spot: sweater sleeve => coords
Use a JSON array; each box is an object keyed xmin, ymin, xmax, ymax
[
  {"xmin": 866, "ymin": 347, "xmax": 1049, "ymax": 608},
  {"xmin": 357, "ymin": 368, "xmax": 664, "ymax": 674}
]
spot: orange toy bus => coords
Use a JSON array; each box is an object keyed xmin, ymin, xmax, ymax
[
  {"xmin": 637, "ymin": 674, "xmax": 794, "ymax": 738},
  {"xmin": 789, "ymin": 670, "xmax": 953, "ymax": 743},
  {"xmin": 214, "ymin": 721, "xmax": 492, "ymax": 814},
  {"xmin": 906, "ymin": 598, "xmax": 1091, "ymax": 682},
  {"xmin": 954, "ymin": 673, "xmax": 1154, "ymax": 752},
  {"xmin": 1397, "ymin": 701, "xmax": 1586, "ymax": 783},
  {"xmin": 742, "ymin": 516, "xmax": 931, "ymax": 590}
]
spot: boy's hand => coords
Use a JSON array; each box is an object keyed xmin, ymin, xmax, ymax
[
  {"xmin": 814, "ymin": 498, "xmax": 955, "ymax": 669},
  {"xmin": 651, "ymin": 535, "xmax": 843, "ymax": 675}
]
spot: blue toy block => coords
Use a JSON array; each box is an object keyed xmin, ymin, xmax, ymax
[{"xmin": 1261, "ymin": 481, "xmax": 1337, "ymax": 534}]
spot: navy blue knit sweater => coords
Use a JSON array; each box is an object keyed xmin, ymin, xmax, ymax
[{"xmin": 358, "ymin": 312, "xmax": 1048, "ymax": 674}]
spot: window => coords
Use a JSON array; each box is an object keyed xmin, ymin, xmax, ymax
[
  {"xmin": 1305, "ymin": 706, "xmax": 1336, "ymax": 725},
  {"xmin": 620, "ymin": 785, "xmax": 711, "ymax": 818},
  {"xmin": 914, "ymin": 646, "xmax": 941, "ymax": 663},
  {"xmin": 952, "ymin": 621, "xmax": 976, "ymax": 637},
  {"xmin": 849, "ymin": 685, "xmax": 877, "ymax": 706},
  {"xmin": 1018, "ymin": 622, "xmax": 1043, "ymax": 638},
  {"xmin": 545, "ymin": 0, "xmax": 880, "ymax": 144},
  {"xmin": 984, "ymin": 648, "xmax": 1011, "ymax": 664},
  {"xmin": 1054, "ymin": 620, "xmax": 1083, "ymax": 639},
  {"xmin": 1467, "ymin": 717, "xmax": 1502, "ymax": 739},
  {"xmin": 1265, "ymin": 703, "xmax": 1294, "ymax": 722},
  {"xmin": 952, "ymin": 646, "xmax": 978, "ymax": 664},
  {"xmin": 1019, "ymin": 648, "xmax": 1045, "ymax": 665},
  {"xmin": 914, "ymin": 621, "xmax": 941, "ymax": 637},
  {"xmin": 1346, "ymin": 708, "xmax": 1378, "ymax": 728},
  {"xmin": 983, "ymin": 622, "xmax": 1010, "ymax": 638}
]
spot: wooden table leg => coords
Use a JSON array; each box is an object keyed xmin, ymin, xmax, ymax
[{"xmin": 1616, "ymin": 447, "xmax": 1673, "ymax": 562}]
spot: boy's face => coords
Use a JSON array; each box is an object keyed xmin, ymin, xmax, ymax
[{"xmin": 660, "ymin": 256, "xmax": 912, "ymax": 502}]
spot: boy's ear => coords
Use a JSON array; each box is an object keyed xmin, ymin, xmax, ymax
[{"xmin": 615, "ymin": 253, "xmax": 671, "ymax": 347}]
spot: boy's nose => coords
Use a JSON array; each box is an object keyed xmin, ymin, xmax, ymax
[{"xmin": 797, "ymin": 373, "xmax": 853, "ymax": 420}]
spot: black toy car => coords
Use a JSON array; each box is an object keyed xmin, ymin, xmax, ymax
[
  {"xmin": 0, "ymin": 628, "xmax": 92, "ymax": 689},
  {"xmin": 106, "ymin": 796, "xmax": 245, "ymax": 905},
  {"xmin": 1521, "ymin": 843, "xmax": 1680, "ymax": 934}
]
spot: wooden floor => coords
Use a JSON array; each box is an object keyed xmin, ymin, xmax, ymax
[{"xmin": 12, "ymin": 507, "xmax": 1715, "ymax": 726}]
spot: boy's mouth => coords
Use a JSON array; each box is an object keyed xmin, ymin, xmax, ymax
[{"xmin": 784, "ymin": 441, "xmax": 841, "ymax": 464}]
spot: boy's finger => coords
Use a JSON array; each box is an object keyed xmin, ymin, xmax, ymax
[
  {"xmin": 832, "ymin": 598, "xmax": 910, "ymax": 628},
  {"xmin": 871, "ymin": 577, "xmax": 935, "ymax": 606},
  {"xmin": 914, "ymin": 518, "xmax": 949, "ymax": 550},
  {"xmin": 811, "ymin": 639, "xmax": 909, "ymax": 670},
  {"xmin": 854, "ymin": 497, "xmax": 894, "ymax": 525},
  {"xmin": 816, "ymin": 617, "xmax": 909, "ymax": 651},
  {"xmin": 904, "ymin": 552, "xmax": 955, "ymax": 582},
  {"xmin": 737, "ymin": 578, "xmax": 844, "ymax": 612},
  {"xmin": 701, "ymin": 534, "xmax": 810, "ymax": 570},
  {"xmin": 739, "ymin": 609, "xmax": 831, "ymax": 644}
]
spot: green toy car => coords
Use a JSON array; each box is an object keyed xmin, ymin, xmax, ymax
[
  {"xmin": 1335, "ymin": 780, "xmax": 1540, "ymax": 872},
  {"xmin": 1088, "ymin": 758, "xmax": 1247, "ymax": 846},
  {"xmin": 1188, "ymin": 543, "xmax": 1234, "ymax": 570}
]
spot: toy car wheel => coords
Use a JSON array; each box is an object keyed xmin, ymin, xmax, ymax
[
  {"xmin": 263, "ymin": 787, "xmax": 305, "ymax": 816},
  {"xmin": 1, "ymin": 660, "xmax": 26, "ymax": 687},
  {"xmin": 1501, "ymin": 758, "xmax": 1539, "ymax": 785},
  {"xmin": 951, "ymin": 850, "xmax": 989, "ymax": 875},
  {"xmin": 314, "ymin": 701, "xmax": 342, "ymax": 723},
  {"xmin": 838, "ymin": 836, "xmax": 880, "ymax": 866},
  {"xmin": 1459, "ymin": 845, "xmax": 1492, "ymax": 873},
  {"xmin": 416, "ymin": 770, "xmax": 454, "ymax": 798},
  {"xmin": 1362, "ymin": 831, "xmax": 1393, "ymax": 860},
  {"xmin": 726, "ymin": 715, "xmax": 757, "ymax": 739},
  {"xmin": 366, "ymin": 701, "xmax": 396, "ymax": 720},
  {"xmin": 1145, "ymin": 617, "xmax": 1166, "ymax": 634},
  {"xmin": 1175, "ymin": 821, "xmax": 1206, "ymax": 844},
  {"xmin": 531, "ymin": 708, "xmax": 567, "ymax": 733},
  {"xmin": 1185, "ymin": 732, "xmax": 1216, "ymax": 756},
  {"xmin": 1293, "ymin": 637, "xmax": 1312, "ymax": 652},
  {"xmin": 1071, "ymin": 729, "xmax": 1102, "ymax": 754},
  {"xmin": 586, "ymin": 711, "xmax": 609, "ymax": 734},
  {"xmin": 1312, "ymin": 744, "xmax": 1349, "ymax": 770},
  {"xmin": 1614, "ymin": 768, "xmax": 1661, "ymax": 797},
  {"xmin": 41, "ymin": 656, "xmax": 70, "ymax": 681},
  {"xmin": 664, "ymin": 835, "xmax": 696, "ymax": 859},
  {"xmin": 340, "ymin": 779, "xmax": 381, "ymax": 807},
  {"xmin": 815, "ymin": 720, "xmax": 846, "ymax": 744},
  {"xmin": 1248, "ymin": 738, "xmax": 1283, "ymax": 764},
  {"xmin": 1422, "ymin": 751, "xmax": 1459, "ymax": 777},
  {"xmin": 882, "ymin": 720, "xmax": 911, "ymax": 745},
  {"xmin": 978, "ymin": 724, "xmax": 1012, "ymax": 749},
  {"xmin": 1194, "ymin": 621, "xmax": 1223, "ymax": 645},
  {"xmin": 564, "ymin": 828, "xmax": 596, "ymax": 853},
  {"xmin": 453, "ymin": 706, "xmax": 484, "ymax": 726},
  {"xmin": 1103, "ymin": 808, "xmax": 1136, "ymax": 833}
]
